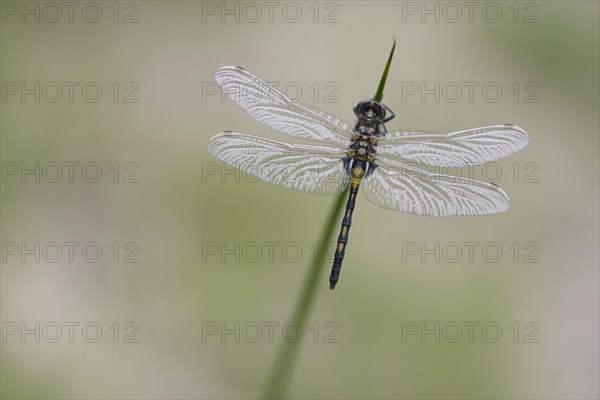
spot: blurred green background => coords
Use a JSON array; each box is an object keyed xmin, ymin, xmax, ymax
[{"xmin": 1, "ymin": 1, "xmax": 598, "ymax": 399}]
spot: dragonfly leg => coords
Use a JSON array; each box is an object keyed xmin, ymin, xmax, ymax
[{"xmin": 383, "ymin": 105, "xmax": 396, "ymax": 123}]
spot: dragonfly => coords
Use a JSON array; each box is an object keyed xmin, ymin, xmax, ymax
[{"xmin": 208, "ymin": 41, "xmax": 529, "ymax": 289}]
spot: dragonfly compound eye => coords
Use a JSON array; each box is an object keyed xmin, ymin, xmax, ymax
[
  {"xmin": 355, "ymin": 101, "xmax": 370, "ymax": 115},
  {"xmin": 372, "ymin": 103, "xmax": 385, "ymax": 118}
]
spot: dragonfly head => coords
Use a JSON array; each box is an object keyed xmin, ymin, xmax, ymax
[{"xmin": 354, "ymin": 100, "xmax": 386, "ymax": 121}]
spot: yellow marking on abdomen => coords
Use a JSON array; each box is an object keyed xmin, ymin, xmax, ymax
[{"xmin": 350, "ymin": 166, "xmax": 366, "ymax": 188}]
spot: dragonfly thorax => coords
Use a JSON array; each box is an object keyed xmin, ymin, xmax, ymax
[{"xmin": 348, "ymin": 132, "xmax": 377, "ymax": 162}]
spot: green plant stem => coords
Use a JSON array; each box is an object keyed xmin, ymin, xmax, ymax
[
  {"xmin": 262, "ymin": 187, "xmax": 348, "ymax": 399},
  {"xmin": 374, "ymin": 39, "xmax": 396, "ymax": 102}
]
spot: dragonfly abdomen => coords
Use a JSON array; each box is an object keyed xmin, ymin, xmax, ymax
[{"xmin": 329, "ymin": 159, "xmax": 367, "ymax": 290}]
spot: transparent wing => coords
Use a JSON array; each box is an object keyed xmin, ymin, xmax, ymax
[
  {"xmin": 215, "ymin": 66, "xmax": 353, "ymax": 147},
  {"xmin": 208, "ymin": 131, "xmax": 349, "ymax": 195},
  {"xmin": 363, "ymin": 158, "xmax": 509, "ymax": 216},
  {"xmin": 377, "ymin": 124, "xmax": 529, "ymax": 167}
]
